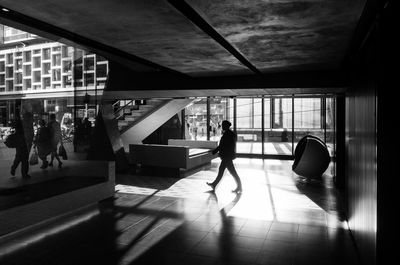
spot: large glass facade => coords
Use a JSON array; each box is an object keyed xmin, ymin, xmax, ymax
[
  {"xmin": 184, "ymin": 97, "xmax": 233, "ymax": 141},
  {"xmin": 184, "ymin": 95, "xmax": 336, "ymax": 158}
]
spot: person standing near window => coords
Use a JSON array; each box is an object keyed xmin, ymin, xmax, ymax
[
  {"xmin": 48, "ymin": 114, "xmax": 63, "ymax": 168},
  {"xmin": 10, "ymin": 119, "xmax": 31, "ymax": 178}
]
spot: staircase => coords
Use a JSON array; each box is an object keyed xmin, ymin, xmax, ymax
[
  {"xmin": 112, "ymin": 98, "xmax": 194, "ymax": 151},
  {"xmin": 113, "ymin": 99, "xmax": 168, "ymax": 132}
]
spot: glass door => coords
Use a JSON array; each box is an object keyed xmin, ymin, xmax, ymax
[
  {"xmin": 263, "ymin": 97, "xmax": 293, "ymax": 155},
  {"xmin": 236, "ymin": 98, "xmax": 262, "ymax": 155},
  {"xmin": 293, "ymin": 97, "xmax": 324, "ymax": 152}
]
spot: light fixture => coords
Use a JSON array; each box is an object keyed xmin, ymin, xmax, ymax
[{"xmin": 1, "ymin": 8, "xmax": 10, "ymax": 12}]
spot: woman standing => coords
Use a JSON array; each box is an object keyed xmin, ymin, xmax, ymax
[{"xmin": 34, "ymin": 119, "xmax": 52, "ymax": 169}]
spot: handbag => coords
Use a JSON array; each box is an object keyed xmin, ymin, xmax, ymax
[
  {"xmin": 58, "ymin": 144, "xmax": 68, "ymax": 160},
  {"xmin": 4, "ymin": 132, "xmax": 18, "ymax": 148},
  {"xmin": 29, "ymin": 147, "xmax": 39, "ymax": 165}
]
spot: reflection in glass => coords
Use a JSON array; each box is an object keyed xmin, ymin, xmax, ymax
[
  {"xmin": 293, "ymin": 98, "xmax": 323, "ymax": 154},
  {"xmin": 209, "ymin": 97, "xmax": 232, "ymax": 141},
  {"xmin": 185, "ymin": 98, "xmax": 207, "ymax": 140},
  {"xmin": 236, "ymin": 98, "xmax": 262, "ymax": 154},
  {"xmin": 265, "ymin": 98, "xmax": 292, "ymax": 155},
  {"xmin": 326, "ymin": 97, "xmax": 336, "ymax": 157}
]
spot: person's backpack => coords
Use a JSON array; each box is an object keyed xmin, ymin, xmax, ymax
[{"xmin": 4, "ymin": 132, "xmax": 19, "ymax": 148}]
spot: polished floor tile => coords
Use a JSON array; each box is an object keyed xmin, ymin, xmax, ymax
[{"xmin": 0, "ymin": 158, "xmax": 359, "ymax": 265}]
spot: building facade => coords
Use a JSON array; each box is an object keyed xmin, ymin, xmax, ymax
[{"xmin": 0, "ymin": 24, "xmax": 108, "ymax": 131}]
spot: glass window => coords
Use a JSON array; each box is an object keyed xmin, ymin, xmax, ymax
[
  {"xmin": 43, "ymin": 63, "xmax": 51, "ymax": 75},
  {"xmin": 0, "ymin": 74, "xmax": 5, "ymax": 86},
  {"xmin": 16, "ymin": 59, "xmax": 22, "ymax": 70},
  {"xmin": 6, "ymin": 80, "xmax": 13, "ymax": 91},
  {"xmin": 63, "ymin": 75, "xmax": 72, "ymax": 87},
  {"xmin": 209, "ymin": 97, "xmax": 231, "ymax": 141},
  {"xmin": 33, "ymin": 57, "xmax": 41, "ymax": 68},
  {"xmin": 43, "ymin": 48, "xmax": 51, "ymax": 60},
  {"xmin": 184, "ymin": 98, "xmax": 207, "ymax": 140},
  {"xmin": 24, "ymin": 51, "xmax": 31, "ymax": 62},
  {"xmin": 33, "ymin": 71, "xmax": 41, "ymax": 82},
  {"xmin": 326, "ymin": 97, "xmax": 336, "ymax": 157},
  {"xmin": 0, "ymin": 61, "xmax": 5, "ymax": 72},
  {"xmin": 236, "ymin": 98, "xmax": 262, "ymax": 154},
  {"xmin": 43, "ymin": 77, "xmax": 51, "ymax": 89},
  {"xmin": 62, "ymin": 46, "xmax": 73, "ymax": 58},
  {"xmin": 84, "ymin": 57, "xmax": 94, "ymax": 71},
  {"xmin": 294, "ymin": 98, "xmax": 321, "ymax": 129},
  {"xmin": 24, "ymin": 79, "xmax": 31, "ymax": 90},
  {"xmin": 84, "ymin": 73, "xmax": 94, "ymax": 86},
  {"xmin": 75, "ymin": 50, "xmax": 83, "ymax": 64},
  {"xmin": 53, "ymin": 54, "xmax": 61, "ymax": 66},
  {"xmin": 293, "ymin": 97, "xmax": 324, "ymax": 156},
  {"xmin": 74, "ymin": 66, "xmax": 83, "ymax": 79},
  {"xmin": 16, "ymin": 73, "xmax": 23, "ymax": 84},
  {"xmin": 24, "ymin": 65, "xmax": 31, "ymax": 76},
  {"xmin": 6, "ymin": 54, "xmax": 13, "ymax": 64},
  {"xmin": 265, "ymin": 98, "xmax": 292, "ymax": 155},
  {"xmin": 6, "ymin": 67, "xmax": 13, "ymax": 78},
  {"xmin": 62, "ymin": 60, "xmax": 72, "ymax": 73},
  {"xmin": 53, "ymin": 69, "xmax": 61, "ymax": 81},
  {"xmin": 264, "ymin": 98, "xmax": 271, "ymax": 129},
  {"xmin": 96, "ymin": 63, "xmax": 107, "ymax": 78}
]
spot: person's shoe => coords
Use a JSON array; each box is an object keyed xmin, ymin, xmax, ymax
[
  {"xmin": 58, "ymin": 162, "xmax": 63, "ymax": 169},
  {"xmin": 206, "ymin": 182, "xmax": 216, "ymax": 190},
  {"xmin": 10, "ymin": 168, "xmax": 15, "ymax": 176},
  {"xmin": 48, "ymin": 162, "xmax": 53, "ymax": 167}
]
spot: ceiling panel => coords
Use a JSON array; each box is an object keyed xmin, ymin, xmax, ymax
[
  {"xmin": 186, "ymin": 0, "xmax": 367, "ymax": 73},
  {"xmin": 0, "ymin": 0, "xmax": 252, "ymax": 76}
]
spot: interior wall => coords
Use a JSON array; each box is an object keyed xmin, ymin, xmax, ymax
[
  {"xmin": 346, "ymin": 81, "xmax": 377, "ymax": 265},
  {"xmin": 345, "ymin": 2, "xmax": 379, "ymax": 264}
]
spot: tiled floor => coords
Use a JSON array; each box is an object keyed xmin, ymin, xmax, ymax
[{"xmin": 0, "ymin": 158, "xmax": 359, "ymax": 265}]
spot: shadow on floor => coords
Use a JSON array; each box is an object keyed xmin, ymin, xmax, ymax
[{"xmin": 295, "ymin": 174, "xmax": 347, "ymax": 221}]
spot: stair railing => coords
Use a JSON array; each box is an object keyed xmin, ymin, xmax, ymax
[{"xmin": 114, "ymin": 99, "xmax": 134, "ymax": 120}]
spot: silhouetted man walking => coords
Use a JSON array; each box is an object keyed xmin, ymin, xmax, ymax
[{"xmin": 207, "ymin": 120, "xmax": 242, "ymax": 193}]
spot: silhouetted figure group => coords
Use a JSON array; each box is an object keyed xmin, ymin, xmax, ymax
[
  {"xmin": 207, "ymin": 120, "xmax": 242, "ymax": 193},
  {"xmin": 34, "ymin": 114, "xmax": 63, "ymax": 169},
  {"xmin": 10, "ymin": 113, "xmax": 63, "ymax": 178}
]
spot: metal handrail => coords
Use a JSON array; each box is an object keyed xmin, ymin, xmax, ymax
[{"xmin": 114, "ymin": 99, "xmax": 134, "ymax": 119}]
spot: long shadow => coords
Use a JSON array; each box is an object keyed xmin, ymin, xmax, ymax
[
  {"xmin": 121, "ymin": 191, "xmax": 242, "ymax": 265},
  {"xmin": 116, "ymin": 171, "xmax": 182, "ymax": 190},
  {"xmin": 207, "ymin": 190, "xmax": 242, "ymax": 265},
  {"xmin": 295, "ymin": 174, "xmax": 347, "ymax": 221}
]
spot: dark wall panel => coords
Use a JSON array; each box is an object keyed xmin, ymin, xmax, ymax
[{"xmin": 346, "ymin": 82, "xmax": 377, "ymax": 265}]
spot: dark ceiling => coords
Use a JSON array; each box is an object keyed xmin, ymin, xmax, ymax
[{"xmin": 0, "ymin": 0, "xmax": 366, "ymax": 79}]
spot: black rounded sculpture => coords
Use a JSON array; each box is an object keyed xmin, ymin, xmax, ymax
[{"xmin": 292, "ymin": 135, "xmax": 330, "ymax": 179}]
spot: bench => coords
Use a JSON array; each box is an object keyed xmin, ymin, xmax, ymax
[{"xmin": 129, "ymin": 139, "xmax": 218, "ymax": 172}]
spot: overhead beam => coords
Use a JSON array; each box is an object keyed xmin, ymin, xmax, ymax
[
  {"xmin": 167, "ymin": 0, "xmax": 261, "ymax": 75},
  {"xmin": 107, "ymin": 61, "xmax": 349, "ymax": 90},
  {"xmin": 0, "ymin": 6, "xmax": 188, "ymax": 77}
]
